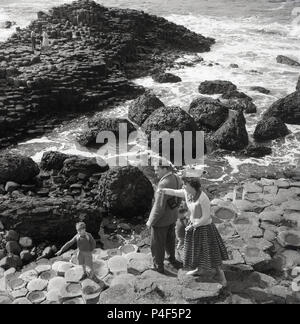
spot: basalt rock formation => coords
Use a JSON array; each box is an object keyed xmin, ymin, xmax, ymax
[
  {"xmin": 254, "ymin": 117, "xmax": 290, "ymax": 142},
  {"xmin": 128, "ymin": 91, "xmax": 165, "ymax": 127},
  {"xmin": 97, "ymin": 166, "xmax": 154, "ymax": 219},
  {"xmin": 263, "ymin": 91, "xmax": 300, "ymax": 125},
  {"xmin": 0, "ymin": 0, "xmax": 214, "ymax": 150},
  {"xmin": 189, "ymin": 97, "xmax": 229, "ymax": 131},
  {"xmin": 198, "ymin": 80, "xmax": 237, "ymax": 95},
  {"xmin": 77, "ymin": 117, "xmax": 136, "ymax": 148},
  {"xmin": 0, "ymin": 153, "xmax": 40, "ymax": 184}
]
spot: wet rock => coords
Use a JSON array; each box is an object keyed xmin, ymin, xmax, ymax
[
  {"xmin": 78, "ymin": 118, "xmax": 136, "ymax": 148},
  {"xmin": 250, "ymin": 86, "xmax": 270, "ymax": 95},
  {"xmin": 263, "ymin": 91, "xmax": 300, "ymax": 125},
  {"xmin": 0, "ymin": 154, "xmax": 39, "ymax": 184},
  {"xmin": 221, "ymin": 91, "xmax": 257, "ymax": 114},
  {"xmin": 241, "ymin": 145, "xmax": 272, "ymax": 158},
  {"xmin": 254, "ymin": 117, "xmax": 290, "ymax": 142},
  {"xmin": 97, "ymin": 166, "xmax": 154, "ymax": 218},
  {"xmin": 128, "ymin": 91, "xmax": 165, "ymax": 126},
  {"xmin": 152, "ymin": 72, "xmax": 182, "ymax": 83},
  {"xmin": 40, "ymin": 151, "xmax": 70, "ymax": 171},
  {"xmin": 212, "ymin": 110, "xmax": 249, "ymax": 151},
  {"xmin": 142, "ymin": 105, "xmax": 199, "ymax": 161},
  {"xmin": 61, "ymin": 156, "xmax": 109, "ymax": 177},
  {"xmin": 276, "ymin": 55, "xmax": 300, "ymax": 67},
  {"xmin": 198, "ymin": 80, "xmax": 237, "ymax": 95},
  {"xmin": 189, "ymin": 97, "xmax": 229, "ymax": 131}
]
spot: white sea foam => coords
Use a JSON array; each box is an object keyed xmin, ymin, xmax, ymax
[{"xmin": 2, "ymin": 0, "xmax": 300, "ymax": 176}]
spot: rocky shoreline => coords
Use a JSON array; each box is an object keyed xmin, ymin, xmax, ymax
[
  {"xmin": 1, "ymin": 0, "xmax": 300, "ymax": 305},
  {"xmin": 0, "ymin": 0, "xmax": 214, "ymax": 150},
  {"xmin": 1, "ymin": 175, "xmax": 300, "ymax": 304}
]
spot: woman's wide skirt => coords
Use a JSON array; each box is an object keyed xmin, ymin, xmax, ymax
[{"xmin": 184, "ymin": 223, "xmax": 229, "ymax": 270}]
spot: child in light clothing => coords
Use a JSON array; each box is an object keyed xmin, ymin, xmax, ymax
[{"xmin": 56, "ymin": 222, "xmax": 96, "ymax": 278}]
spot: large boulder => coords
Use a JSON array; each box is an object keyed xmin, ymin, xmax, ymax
[
  {"xmin": 276, "ymin": 55, "xmax": 300, "ymax": 67},
  {"xmin": 40, "ymin": 151, "xmax": 70, "ymax": 171},
  {"xmin": 189, "ymin": 97, "xmax": 229, "ymax": 131},
  {"xmin": 0, "ymin": 154, "xmax": 39, "ymax": 184},
  {"xmin": 198, "ymin": 80, "xmax": 237, "ymax": 95},
  {"xmin": 128, "ymin": 91, "xmax": 165, "ymax": 126},
  {"xmin": 142, "ymin": 106, "xmax": 200, "ymax": 162},
  {"xmin": 221, "ymin": 91, "xmax": 257, "ymax": 114},
  {"xmin": 254, "ymin": 117, "xmax": 290, "ymax": 142},
  {"xmin": 152, "ymin": 72, "xmax": 182, "ymax": 83},
  {"xmin": 77, "ymin": 118, "xmax": 136, "ymax": 148},
  {"xmin": 61, "ymin": 156, "xmax": 109, "ymax": 177},
  {"xmin": 212, "ymin": 110, "xmax": 249, "ymax": 151},
  {"xmin": 263, "ymin": 91, "xmax": 300, "ymax": 124},
  {"xmin": 97, "ymin": 166, "xmax": 154, "ymax": 218}
]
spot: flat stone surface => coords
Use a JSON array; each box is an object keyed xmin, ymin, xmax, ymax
[
  {"xmin": 65, "ymin": 266, "xmax": 85, "ymax": 283},
  {"xmin": 27, "ymin": 278, "xmax": 48, "ymax": 292},
  {"xmin": 278, "ymin": 230, "xmax": 300, "ymax": 248},
  {"xmin": 110, "ymin": 274, "xmax": 137, "ymax": 288},
  {"xmin": 259, "ymin": 211, "xmax": 283, "ymax": 224},
  {"xmin": 108, "ymin": 256, "xmax": 128, "ymax": 274},
  {"xmin": 126, "ymin": 253, "xmax": 153, "ymax": 274},
  {"xmin": 19, "ymin": 270, "xmax": 38, "ymax": 282},
  {"xmin": 244, "ymin": 183, "xmax": 263, "ymax": 193},
  {"xmin": 13, "ymin": 297, "xmax": 32, "ymax": 304},
  {"xmin": 98, "ymin": 284, "xmax": 137, "ymax": 304},
  {"xmin": 35, "ymin": 264, "xmax": 52, "ymax": 274},
  {"xmin": 11, "ymin": 288, "xmax": 28, "ymax": 299},
  {"xmin": 27, "ymin": 291, "xmax": 46, "ymax": 304}
]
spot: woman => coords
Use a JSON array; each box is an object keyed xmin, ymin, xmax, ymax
[{"xmin": 160, "ymin": 177, "xmax": 228, "ymax": 286}]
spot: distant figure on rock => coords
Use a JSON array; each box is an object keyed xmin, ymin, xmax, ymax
[
  {"xmin": 56, "ymin": 222, "xmax": 96, "ymax": 278},
  {"xmin": 160, "ymin": 176, "xmax": 228, "ymax": 286},
  {"xmin": 146, "ymin": 162, "xmax": 183, "ymax": 274},
  {"xmin": 41, "ymin": 30, "xmax": 50, "ymax": 52},
  {"xmin": 31, "ymin": 30, "xmax": 37, "ymax": 53}
]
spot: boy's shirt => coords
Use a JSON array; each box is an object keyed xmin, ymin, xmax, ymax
[{"xmin": 61, "ymin": 232, "xmax": 96, "ymax": 253}]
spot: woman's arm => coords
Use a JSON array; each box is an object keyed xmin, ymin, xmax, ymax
[{"xmin": 160, "ymin": 188, "xmax": 185, "ymax": 198}]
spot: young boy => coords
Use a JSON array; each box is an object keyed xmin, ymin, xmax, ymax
[
  {"xmin": 176, "ymin": 202, "xmax": 189, "ymax": 249},
  {"xmin": 56, "ymin": 222, "xmax": 96, "ymax": 278}
]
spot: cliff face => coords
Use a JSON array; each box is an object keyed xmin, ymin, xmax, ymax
[{"xmin": 0, "ymin": 0, "xmax": 214, "ymax": 149}]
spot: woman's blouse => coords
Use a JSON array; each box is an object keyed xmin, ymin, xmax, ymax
[{"xmin": 163, "ymin": 189, "xmax": 212, "ymax": 226}]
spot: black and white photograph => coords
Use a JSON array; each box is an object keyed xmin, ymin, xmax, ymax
[{"xmin": 0, "ymin": 0, "xmax": 300, "ymax": 308}]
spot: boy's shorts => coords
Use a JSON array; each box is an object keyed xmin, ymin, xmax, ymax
[{"xmin": 77, "ymin": 251, "xmax": 93, "ymax": 269}]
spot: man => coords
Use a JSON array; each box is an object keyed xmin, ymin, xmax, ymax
[{"xmin": 147, "ymin": 163, "xmax": 182, "ymax": 274}]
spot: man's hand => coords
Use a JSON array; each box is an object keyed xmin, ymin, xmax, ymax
[{"xmin": 185, "ymin": 224, "xmax": 194, "ymax": 232}]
